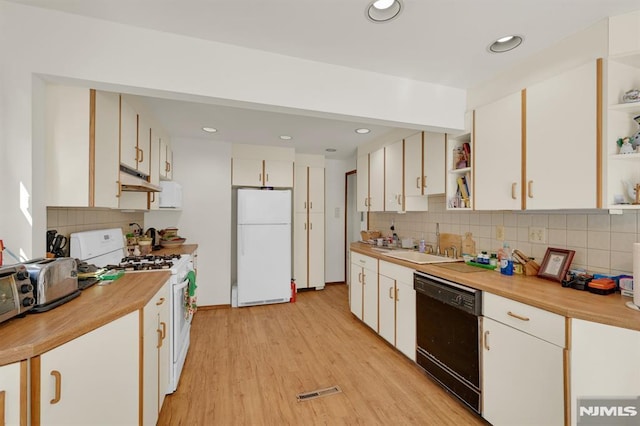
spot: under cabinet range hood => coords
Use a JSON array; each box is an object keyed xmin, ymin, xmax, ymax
[{"xmin": 119, "ymin": 166, "xmax": 162, "ymax": 192}]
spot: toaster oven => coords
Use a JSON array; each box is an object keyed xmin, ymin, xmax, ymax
[
  {"xmin": 0, "ymin": 264, "xmax": 35, "ymax": 324},
  {"xmin": 24, "ymin": 257, "xmax": 80, "ymax": 312}
]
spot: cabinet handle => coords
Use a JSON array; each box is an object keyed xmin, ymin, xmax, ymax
[
  {"xmin": 416, "ymin": 177, "xmax": 420, "ymax": 189},
  {"xmin": 135, "ymin": 147, "xmax": 140, "ymax": 162},
  {"xmin": 304, "ymin": 223, "xmax": 307, "ymax": 230},
  {"xmin": 484, "ymin": 331, "xmax": 490, "ymax": 351},
  {"xmin": 395, "ymin": 287, "xmax": 399, "ymax": 302},
  {"xmin": 157, "ymin": 328, "xmax": 162, "ymax": 349},
  {"xmin": 304, "ymin": 201, "xmax": 307, "ymax": 209},
  {"xmin": 116, "ymin": 180, "xmax": 121, "ymax": 198},
  {"xmin": 310, "ymin": 201, "xmax": 313, "ymax": 209},
  {"xmin": 266, "ymin": 173, "xmax": 270, "ymax": 182},
  {"xmin": 150, "ymin": 192, "xmax": 155, "ymax": 203},
  {"xmin": 156, "ymin": 297, "xmax": 165, "ymax": 306},
  {"xmin": 511, "ymin": 182, "xmax": 517, "ymax": 199},
  {"xmin": 423, "ymin": 176, "xmax": 427, "ymax": 188},
  {"xmin": 358, "ymin": 272, "xmax": 362, "ymax": 283},
  {"xmin": 507, "ymin": 311, "xmax": 530, "ymax": 321},
  {"xmin": 161, "ymin": 321, "xmax": 167, "ymax": 340},
  {"xmin": 50, "ymin": 370, "xmax": 62, "ymax": 404},
  {"xmin": 397, "ymin": 194, "xmax": 402, "ymax": 205},
  {"xmin": 258, "ymin": 173, "xmax": 262, "ymax": 183},
  {"xmin": 527, "ymin": 180, "xmax": 534, "ymax": 198},
  {"xmin": 389, "ymin": 287, "xmax": 393, "ymax": 299},
  {"xmin": 138, "ymin": 148, "xmax": 144, "ymax": 163},
  {"xmin": 310, "ymin": 222, "xmax": 313, "ymax": 230},
  {"xmin": 359, "ymin": 260, "xmax": 365, "ymax": 264}
]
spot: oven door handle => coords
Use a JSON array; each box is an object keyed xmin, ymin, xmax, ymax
[{"xmin": 176, "ymin": 277, "xmax": 189, "ymax": 291}]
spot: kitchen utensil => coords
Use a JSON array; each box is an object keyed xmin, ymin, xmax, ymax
[
  {"xmin": 145, "ymin": 228, "xmax": 161, "ymax": 248},
  {"xmin": 47, "ymin": 230, "xmax": 57, "ymax": 253},
  {"xmin": 51, "ymin": 234, "xmax": 68, "ymax": 257}
]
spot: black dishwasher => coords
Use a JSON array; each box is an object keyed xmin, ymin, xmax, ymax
[{"xmin": 414, "ymin": 272, "xmax": 482, "ymax": 413}]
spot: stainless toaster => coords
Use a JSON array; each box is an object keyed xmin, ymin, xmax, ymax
[{"xmin": 25, "ymin": 257, "xmax": 80, "ymax": 312}]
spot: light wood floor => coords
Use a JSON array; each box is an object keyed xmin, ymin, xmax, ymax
[{"xmin": 158, "ymin": 284, "xmax": 487, "ymax": 425}]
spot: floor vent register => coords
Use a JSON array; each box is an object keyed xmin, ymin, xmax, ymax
[{"xmin": 296, "ymin": 385, "xmax": 342, "ymax": 402}]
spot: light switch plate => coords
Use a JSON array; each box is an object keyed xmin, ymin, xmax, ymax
[
  {"xmin": 495, "ymin": 225, "xmax": 505, "ymax": 241},
  {"xmin": 529, "ymin": 227, "xmax": 547, "ymax": 244}
]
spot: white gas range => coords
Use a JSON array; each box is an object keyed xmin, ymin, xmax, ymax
[{"xmin": 70, "ymin": 228, "xmax": 194, "ymax": 393}]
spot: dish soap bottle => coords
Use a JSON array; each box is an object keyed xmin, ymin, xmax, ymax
[
  {"xmin": 419, "ymin": 235, "xmax": 426, "ymax": 253},
  {"xmin": 500, "ymin": 242, "xmax": 513, "ymax": 276}
]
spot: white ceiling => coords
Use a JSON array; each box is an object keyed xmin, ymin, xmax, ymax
[{"xmin": 10, "ymin": 0, "xmax": 640, "ymax": 159}]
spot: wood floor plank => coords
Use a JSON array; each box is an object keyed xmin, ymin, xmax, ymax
[{"xmin": 158, "ymin": 284, "xmax": 487, "ymax": 425}]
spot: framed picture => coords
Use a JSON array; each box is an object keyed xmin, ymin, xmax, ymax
[{"xmin": 537, "ymin": 248, "xmax": 575, "ymax": 282}]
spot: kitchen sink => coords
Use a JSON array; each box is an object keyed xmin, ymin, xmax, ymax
[{"xmin": 372, "ymin": 248, "xmax": 462, "ymax": 264}]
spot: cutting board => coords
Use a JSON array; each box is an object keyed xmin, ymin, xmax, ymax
[{"xmin": 439, "ymin": 233, "xmax": 462, "ymax": 257}]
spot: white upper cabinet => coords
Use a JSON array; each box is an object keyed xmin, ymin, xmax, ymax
[
  {"xmin": 404, "ymin": 131, "xmax": 445, "ymax": 211},
  {"xmin": 423, "ymin": 132, "xmax": 446, "ymax": 196},
  {"xmin": 137, "ymin": 114, "xmax": 151, "ymax": 176},
  {"xmin": 232, "ymin": 158, "xmax": 264, "ymax": 187},
  {"xmin": 368, "ymin": 148, "xmax": 385, "ymax": 212},
  {"xmin": 474, "ymin": 92, "xmax": 522, "ymax": 210},
  {"xmin": 231, "ymin": 145, "xmax": 294, "ymax": 188},
  {"xmin": 384, "ymin": 140, "xmax": 404, "ymax": 212},
  {"xmin": 525, "ymin": 60, "xmax": 600, "ymax": 209},
  {"xmin": 264, "ymin": 160, "xmax": 293, "ymax": 187},
  {"xmin": 404, "ymin": 133, "xmax": 423, "ymax": 199},
  {"xmin": 159, "ymin": 134, "xmax": 173, "ymax": 181},
  {"xmin": 357, "ymin": 154, "xmax": 369, "ymax": 212},
  {"xmin": 119, "ymin": 96, "xmax": 139, "ymax": 171}
]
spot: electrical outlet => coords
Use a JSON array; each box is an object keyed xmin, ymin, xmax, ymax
[
  {"xmin": 495, "ymin": 225, "xmax": 505, "ymax": 241},
  {"xmin": 528, "ymin": 227, "xmax": 547, "ymax": 244}
]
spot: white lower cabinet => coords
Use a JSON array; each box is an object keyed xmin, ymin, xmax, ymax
[
  {"xmin": 482, "ymin": 293, "xmax": 565, "ymax": 426},
  {"xmin": 0, "ymin": 361, "xmax": 24, "ymax": 425},
  {"xmin": 143, "ymin": 282, "xmax": 170, "ymax": 426},
  {"xmin": 378, "ymin": 261, "xmax": 416, "ymax": 361},
  {"xmin": 34, "ymin": 311, "xmax": 139, "ymax": 425},
  {"xmin": 570, "ymin": 319, "xmax": 640, "ymax": 426},
  {"xmin": 349, "ymin": 252, "xmax": 378, "ymax": 330}
]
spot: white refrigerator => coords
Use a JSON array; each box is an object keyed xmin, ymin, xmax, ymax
[{"xmin": 237, "ymin": 188, "xmax": 292, "ymax": 307}]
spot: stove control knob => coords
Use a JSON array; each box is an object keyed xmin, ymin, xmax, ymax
[
  {"xmin": 16, "ymin": 270, "xmax": 30, "ymax": 281},
  {"xmin": 454, "ymin": 294, "xmax": 463, "ymax": 306},
  {"xmin": 22, "ymin": 297, "xmax": 35, "ymax": 307},
  {"xmin": 20, "ymin": 283, "xmax": 33, "ymax": 294}
]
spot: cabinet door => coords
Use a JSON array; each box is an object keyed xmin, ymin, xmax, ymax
[
  {"xmin": 308, "ymin": 167, "xmax": 325, "ymax": 213},
  {"xmin": 159, "ymin": 137, "xmax": 172, "ymax": 180},
  {"xmin": 0, "ymin": 361, "xmax": 23, "ymax": 426},
  {"xmin": 143, "ymin": 305, "xmax": 160, "ymax": 425},
  {"xmin": 149, "ymin": 129, "xmax": 161, "ymax": 210},
  {"xmin": 293, "ymin": 212, "xmax": 309, "ymax": 289},
  {"xmin": 362, "ymin": 265, "xmax": 378, "ymax": 331},
  {"xmin": 37, "ymin": 312, "xmax": 139, "ymax": 425},
  {"xmin": 482, "ymin": 317, "xmax": 564, "ymax": 426},
  {"xmin": 526, "ymin": 61, "xmax": 598, "ymax": 209},
  {"xmin": 137, "ymin": 114, "xmax": 151, "ymax": 175},
  {"xmin": 404, "ymin": 133, "xmax": 423, "ymax": 198},
  {"xmin": 120, "ymin": 96, "xmax": 139, "ymax": 171},
  {"xmin": 308, "ymin": 212, "xmax": 325, "ymax": 289},
  {"xmin": 385, "ymin": 140, "xmax": 404, "ymax": 212},
  {"xmin": 93, "ymin": 90, "xmax": 120, "ymax": 209},
  {"xmin": 474, "ymin": 92, "xmax": 522, "ymax": 210},
  {"xmin": 369, "ymin": 148, "xmax": 385, "ymax": 212},
  {"xmin": 423, "ymin": 132, "xmax": 445, "ymax": 195},
  {"xmin": 395, "ymin": 279, "xmax": 416, "ymax": 361},
  {"xmin": 264, "ymin": 160, "xmax": 293, "ymax": 187},
  {"xmin": 570, "ymin": 319, "xmax": 640, "ymax": 426},
  {"xmin": 232, "ymin": 158, "xmax": 263, "ymax": 187},
  {"xmin": 378, "ymin": 275, "xmax": 396, "ymax": 345},
  {"xmin": 157, "ymin": 284, "xmax": 170, "ymax": 411},
  {"xmin": 294, "ymin": 165, "xmax": 308, "ymax": 213},
  {"xmin": 349, "ymin": 264, "xmax": 363, "ymax": 320},
  {"xmin": 356, "ymin": 154, "xmax": 369, "ymax": 211}
]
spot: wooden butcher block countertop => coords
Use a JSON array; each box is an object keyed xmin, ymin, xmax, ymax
[
  {"xmin": 351, "ymin": 243, "xmax": 640, "ymax": 332},
  {"xmin": 0, "ymin": 270, "xmax": 171, "ymax": 367},
  {"xmin": 151, "ymin": 243, "xmax": 198, "ymax": 256}
]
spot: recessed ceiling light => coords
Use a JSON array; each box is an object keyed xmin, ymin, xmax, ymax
[
  {"xmin": 488, "ymin": 35, "xmax": 523, "ymax": 53},
  {"xmin": 326, "ymin": 148, "xmax": 337, "ymax": 152},
  {"xmin": 355, "ymin": 128, "xmax": 371, "ymax": 134},
  {"xmin": 279, "ymin": 135, "xmax": 292, "ymax": 140},
  {"xmin": 202, "ymin": 127, "xmax": 217, "ymax": 133},
  {"xmin": 366, "ymin": 0, "xmax": 402, "ymax": 23}
]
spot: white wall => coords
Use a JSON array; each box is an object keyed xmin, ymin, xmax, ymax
[
  {"xmin": 0, "ymin": 0, "xmax": 464, "ymax": 263},
  {"xmin": 324, "ymin": 157, "xmax": 357, "ymax": 283},
  {"xmin": 145, "ymin": 138, "xmax": 232, "ymax": 306}
]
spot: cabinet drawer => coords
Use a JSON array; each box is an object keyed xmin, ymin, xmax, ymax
[
  {"xmin": 483, "ymin": 292, "xmax": 565, "ymax": 347},
  {"xmin": 379, "ymin": 260, "xmax": 414, "ymax": 285},
  {"xmin": 351, "ymin": 252, "xmax": 378, "ymax": 273}
]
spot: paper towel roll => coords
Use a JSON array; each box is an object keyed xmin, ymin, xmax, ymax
[{"xmin": 633, "ymin": 243, "xmax": 640, "ymax": 307}]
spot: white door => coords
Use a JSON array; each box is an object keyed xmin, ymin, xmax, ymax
[
  {"xmin": 120, "ymin": 96, "xmax": 138, "ymax": 171},
  {"xmin": 308, "ymin": 212, "xmax": 325, "ymax": 289},
  {"xmin": 308, "ymin": 167, "xmax": 325, "ymax": 213},
  {"xmin": 378, "ymin": 275, "xmax": 395, "ymax": 345},
  {"xmin": 349, "ymin": 265, "xmax": 363, "ymax": 320},
  {"xmin": 356, "ymin": 155, "xmax": 369, "ymax": 211},
  {"xmin": 423, "ymin": 132, "xmax": 445, "ymax": 195},
  {"xmin": 385, "ymin": 140, "xmax": 404, "ymax": 212},
  {"xmin": 395, "ymin": 279, "xmax": 416, "ymax": 361},
  {"xmin": 293, "ymin": 212, "xmax": 308, "ymax": 289},
  {"xmin": 362, "ymin": 266, "xmax": 378, "ymax": 331},
  {"xmin": 237, "ymin": 223, "xmax": 291, "ymax": 304},
  {"xmin": 369, "ymin": 148, "xmax": 385, "ymax": 211},
  {"xmin": 264, "ymin": 160, "xmax": 293, "ymax": 187},
  {"xmin": 232, "ymin": 158, "xmax": 263, "ymax": 187}
]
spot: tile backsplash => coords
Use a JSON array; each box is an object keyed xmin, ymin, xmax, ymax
[
  {"xmin": 46, "ymin": 207, "xmax": 144, "ymax": 256},
  {"xmin": 368, "ymin": 195, "xmax": 640, "ymax": 275}
]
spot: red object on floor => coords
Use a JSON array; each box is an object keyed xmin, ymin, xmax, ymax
[{"xmin": 290, "ymin": 279, "xmax": 296, "ymax": 303}]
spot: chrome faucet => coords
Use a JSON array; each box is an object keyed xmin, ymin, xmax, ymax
[
  {"xmin": 435, "ymin": 223, "xmax": 441, "ymax": 256},
  {"xmin": 449, "ymin": 245, "xmax": 458, "ymax": 259}
]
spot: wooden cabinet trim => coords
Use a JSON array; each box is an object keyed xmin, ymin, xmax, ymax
[
  {"xmin": 596, "ymin": 57, "xmax": 603, "ymax": 208},
  {"xmin": 521, "ymin": 89, "xmax": 527, "ymax": 210},
  {"xmin": 29, "ymin": 357, "xmax": 40, "ymax": 425}
]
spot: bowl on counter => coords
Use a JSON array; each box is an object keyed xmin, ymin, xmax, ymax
[{"xmin": 160, "ymin": 238, "xmax": 186, "ymax": 248}]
